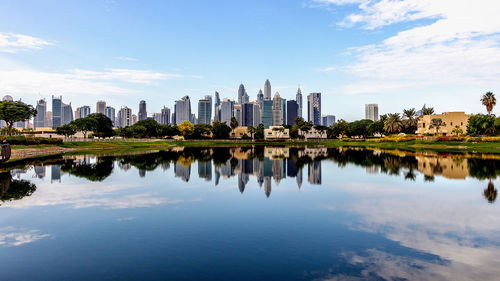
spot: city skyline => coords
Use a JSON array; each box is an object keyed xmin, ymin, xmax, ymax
[{"xmin": 1, "ymin": 1, "xmax": 498, "ymax": 121}]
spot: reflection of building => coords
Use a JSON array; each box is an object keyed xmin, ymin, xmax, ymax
[
  {"xmin": 366, "ymin": 166, "xmax": 380, "ymax": 174},
  {"xmin": 296, "ymin": 168, "xmax": 303, "ymax": 189},
  {"xmin": 34, "ymin": 166, "xmax": 46, "ymax": 179},
  {"xmin": 416, "ymin": 112, "xmax": 471, "ymax": 135},
  {"xmin": 198, "ymin": 161, "xmax": 212, "ymax": 181},
  {"xmin": 51, "ymin": 165, "xmax": 61, "ymax": 183},
  {"xmin": 308, "ymin": 160, "xmax": 322, "ymax": 184},
  {"xmin": 175, "ymin": 162, "xmax": 191, "ymax": 182},
  {"xmin": 264, "ymin": 177, "xmax": 272, "ymax": 198},
  {"xmin": 265, "ymin": 147, "xmax": 290, "ymax": 159},
  {"xmin": 161, "ymin": 163, "xmax": 170, "ymax": 171},
  {"xmin": 416, "ymin": 156, "xmax": 468, "ymax": 179},
  {"xmin": 119, "ymin": 162, "xmax": 131, "ymax": 171}
]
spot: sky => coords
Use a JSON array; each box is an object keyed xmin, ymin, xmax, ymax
[{"xmin": 0, "ymin": 0, "xmax": 499, "ymax": 121}]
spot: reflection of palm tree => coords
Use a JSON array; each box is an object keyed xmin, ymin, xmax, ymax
[
  {"xmin": 404, "ymin": 168, "xmax": 416, "ymax": 181},
  {"xmin": 484, "ymin": 180, "xmax": 497, "ymax": 203}
]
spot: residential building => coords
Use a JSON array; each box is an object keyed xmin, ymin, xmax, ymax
[
  {"xmin": 230, "ymin": 126, "xmax": 251, "ymax": 138},
  {"xmin": 365, "ymin": 104, "xmax": 379, "ymax": 121},
  {"xmin": 416, "ymin": 112, "xmax": 471, "ymax": 135},
  {"xmin": 105, "ymin": 106, "xmax": 116, "ymax": 126},
  {"xmin": 307, "ymin": 92, "xmax": 321, "ymax": 125},
  {"xmin": 76, "ymin": 105, "xmax": 91, "ymax": 119},
  {"xmin": 264, "ymin": 79, "xmax": 271, "ymax": 100},
  {"xmin": 34, "ymin": 99, "xmax": 46, "ymax": 129},
  {"xmin": 198, "ymin": 97, "xmax": 212, "ymax": 124},
  {"xmin": 296, "ymin": 87, "xmax": 302, "ymax": 118},
  {"xmin": 132, "ymin": 114, "xmax": 138, "ymax": 125},
  {"xmin": 96, "ymin": 101, "xmax": 106, "ymax": 114},
  {"xmin": 174, "ymin": 96, "xmax": 191, "ymax": 125},
  {"xmin": 272, "ymin": 92, "xmax": 282, "ymax": 126},
  {"xmin": 286, "ymin": 100, "xmax": 298, "ymax": 125},
  {"xmin": 118, "ymin": 106, "xmax": 132, "ymax": 127},
  {"xmin": 322, "ymin": 115, "xmax": 336, "ymax": 127},
  {"xmin": 299, "ymin": 128, "xmax": 328, "ymax": 139},
  {"xmin": 45, "ymin": 111, "xmax": 52, "ymax": 128},
  {"xmin": 138, "ymin": 100, "xmax": 147, "ymax": 121}
]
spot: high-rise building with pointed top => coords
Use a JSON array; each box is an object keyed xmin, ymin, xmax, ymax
[
  {"xmin": 296, "ymin": 87, "xmax": 303, "ymax": 118},
  {"xmin": 264, "ymin": 79, "xmax": 271, "ymax": 100},
  {"xmin": 214, "ymin": 91, "xmax": 221, "ymax": 121},
  {"xmin": 238, "ymin": 84, "xmax": 246, "ymax": 104}
]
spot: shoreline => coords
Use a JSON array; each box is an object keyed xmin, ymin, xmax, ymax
[{"xmin": 4, "ymin": 139, "xmax": 499, "ymax": 165}]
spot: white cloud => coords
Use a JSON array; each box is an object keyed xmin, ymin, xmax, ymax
[
  {"xmin": 0, "ymin": 32, "xmax": 53, "ymax": 53},
  {"xmin": 0, "ymin": 227, "xmax": 51, "ymax": 247},
  {"xmin": 316, "ymin": 0, "xmax": 500, "ymax": 95},
  {"xmin": 117, "ymin": 56, "xmax": 138, "ymax": 62}
]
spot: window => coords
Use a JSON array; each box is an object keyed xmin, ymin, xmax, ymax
[{"xmin": 450, "ymin": 122, "xmax": 453, "ymax": 126}]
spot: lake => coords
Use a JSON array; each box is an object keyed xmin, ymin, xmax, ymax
[{"xmin": 1, "ymin": 146, "xmax": 499, "ymax": 281}]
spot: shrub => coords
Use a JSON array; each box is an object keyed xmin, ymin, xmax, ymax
[{"xmin": 0, "ymin": 136, "xmax": 63, "ymax": 145}]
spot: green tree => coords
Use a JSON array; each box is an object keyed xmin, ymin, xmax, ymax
[
  {"xmin": 56, "ymin": 124, "xmax": 77, "ymax": 138},
  {"xmin": 367, "ymin": 120, "xmax": 385, "ymax": 136},
  {"xmin": 481, "ymin": 91, "xmax": 496, "ymax": 116},
  {"xmin": 384, "ymin": 113, "xmax": 403, "ymax": 134},
  {"xmin": 0, "ymin": 101, "xmax": 37, "ymax": 136},
  {"xmin": 72, "ymin": 116, "xmax": 97, "ymax": 138},
  {"xmin": 190, "ymin": 124, "xmax": 212, "ymax": 139},
  {"xmin": 230, "ymin": 117, "xmax": 238, "ymax": 130},
  {"xmin": 132, "ymin": 119, "xmax": 160, "ymax": 138},
  {"xmin": 247, "ymin": 125, "xmax": 256, "ymax": 140},
  {"xmin": 211, "ymin": 121, "xmax": 231, "ymax": 139},
  {"xmin": 254, "ymin": 124, "xmax": 265, "ymax": 139},
  {"xmin": 349, "ymin": 119, "xmax": 373, "ymax": 138},
  {"xmin": 328, "ymin": 119, "xmax": 350, "ymax": 139},
  {"xmin": 429, "ymin": 118, "xmax": 446, "ymax": 135},
  {"xmin": 467, "ymin": 114, "xmax": 496, "ymax": 136},
  {"xmin": 89, "ymin": 113, "xmax": 114, "ymax": 138}
]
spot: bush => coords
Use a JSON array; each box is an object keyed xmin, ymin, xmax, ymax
[{"xmin": 0, "ymin": 136, "xmax": 63, "ymax": 145}]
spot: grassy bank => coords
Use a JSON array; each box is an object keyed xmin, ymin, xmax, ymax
[{"xmin": 5, "ymin": 138, "xmax": 500, "ymax": 164}]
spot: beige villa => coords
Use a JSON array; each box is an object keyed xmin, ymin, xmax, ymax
[{"xmin": 416, "ymin": 112, "xmax": 471, "ymax": 135}]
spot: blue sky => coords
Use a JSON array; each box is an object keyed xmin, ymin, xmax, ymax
[{"xmin": 1, "ymin": 0, "xmax": 499, "ymax": 120}]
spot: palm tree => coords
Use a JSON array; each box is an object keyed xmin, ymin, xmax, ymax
[
  {"xmin": 384, "ymin": 113, "xmax": 403, "ymax": 134},
  {"xmin": 481, "ymin": 92, "xmax": 496, "ymax": 116},
  {"xmin": 422, "ymin": 107, "xmax": 435, "ymax": 115},
  {"xmin": 247, "ymin": 125, "xmax": 256, "ymax": 140},
  {"xmin": 402, "ymin": 108, "xmax": 417, "ymax": 131},
  {"xmin": 429, "ymin": 118, "xmax": 446, "ymax": 135},
  {"xmin": 451, "ymin": 125, "xmax": 463, "ymax": 136}
]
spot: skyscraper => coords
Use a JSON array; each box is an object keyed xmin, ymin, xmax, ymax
[
  {"xmin": 286, "ymin": 100, "xmax": 298, "ymax": 125},
  {"xmin": 153, "ymin": 113, "xmax": 162, "ymax": 124},
  {"xmin": 296, "ymin": 87, "xmax": 302, "ymax": 118},
  {"xmin": 238, "ymin": 84, "xmax": 246, "ymax": 104},
  {"xmin": 233, "ymin": 104, "xmax": 242, "ymax": 126},
  {"xmin": 62, "ymin": 102, "xmax": 73, "ymax": 125},
  {"xmin": 96, "ymin": 101, "xmax": 106, "ymax": 114},
  {"xmin": 272, "ymin": 92, "xmax": 282, "ymax": 126},
  {"xmin": 34, "ymin": 99, "xmax": 46, "ymax": 129},
  {"xmin": 261, "ymin": 100, "xmax": 273, "ymax": 128},
  {"xmin": 214, "ymin": 91, "xmax": 221, "ymax": 122},
  {"xmin": 220, "ymin": 99, "xmax": 234, "ymax": 125},
  {"xmin": 281, "ymin": 98, "xmax": 287, "ymax": 126},
  {"xmin": 160, "ymin": 106, "xmax": 170, "ymax": 125},
  {"xmin": 242, "ymin": 103, "xmax": 254, "ymax": 127},
  {"xmin": 174, "ymin": 96, "xmax": 191, "ymax": 125},
  {"xmin": 252, "ymin": 102, "xmax": 261, "ymax": 127},
  {"xmin": 264, "ymin": 79, "xmax": 271, "ymax": 100},
  {"xmin": 52, "ymin": 96, "xmax": 62, "ymax": 129},
  {"xmin": 365, "ymin": 104, "xmax": 379, "ymax": 121},
  {"xmin": 307, "ymin": 92, "xmax": 321, "ymax": 125},
  {"xmin": 105, "ymin": 106, "xmax": 116, "ymax": 126},
  {"xmin": 198, "ymin": 98, "xmax": 212, "ymax": 124},
  {"xmin": 138, "ymin": 100, "xmax": 147, "ymax": 121}
]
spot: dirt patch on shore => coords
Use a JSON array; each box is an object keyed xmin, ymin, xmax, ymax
[{"xmin": 10, "ymin": 147, "xmax": 75, "ymax": 161}]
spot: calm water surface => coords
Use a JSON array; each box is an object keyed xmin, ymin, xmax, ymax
[{"xmin": 1, "ymin": 146, "xmax": 499, "ymax": 281}]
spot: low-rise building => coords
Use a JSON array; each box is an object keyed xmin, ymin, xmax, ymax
[
  {"xmin": 416, "ymin": 112, "xmax": 471, "ymax": 135},
  {"xmin": 264, "ymin": 126, "xmax": 290, "ymax": 140},
  {"xmin": 230, "ymin": 126, "xmax": 251, "ymax": 138},
  {"xmin": 299, "ymin": 128, "xmax": 328, "ymax": 139}
]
